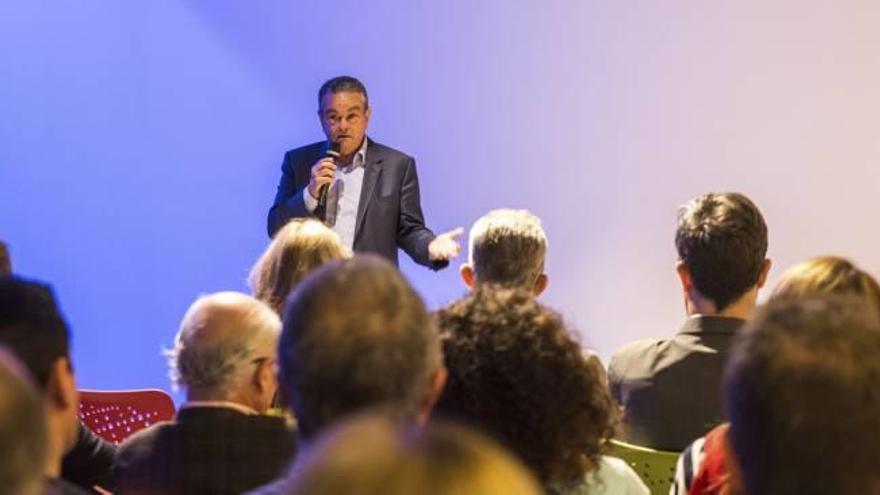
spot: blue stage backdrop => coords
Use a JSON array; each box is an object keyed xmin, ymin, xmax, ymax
[{"xmin": 3, "ymin": 1, "xmax": 880, "ymax": 399}]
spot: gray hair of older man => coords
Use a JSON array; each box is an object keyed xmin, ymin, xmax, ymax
[
  {"xmin": 0, "ymin": 347, "xmax": 48, "ymax": 495},
  {"xmin": 468, "ymin": 209, "xmax": 548, "ymax": 289},
  {"xmin": 167, "ymin": 292, "xmax": 281, "ymax": 398}
]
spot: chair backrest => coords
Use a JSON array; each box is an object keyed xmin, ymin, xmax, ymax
[
  {"xmin": 609, "ymin": 439, "xmax": 679, "ymax": 495},
  {"xmin": 79, "ymin": 389, "xmax": 176, "ymax": 444}
]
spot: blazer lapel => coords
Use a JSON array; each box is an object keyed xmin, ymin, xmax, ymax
[{"xmin": 354, "ymin": 142, "xmax": 383, "ymax": 243}]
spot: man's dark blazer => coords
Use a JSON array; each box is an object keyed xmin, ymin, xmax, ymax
[
  {"xmin": 112, "ymin": 406, "xmax": 296, "ymax": 495},
  {"xmin": 607, "ymin": 316, "xmax": 744, "ymax": 451},
  {"xmin": 61, "ymin": 422, "xmax": 117, "ymax": 491},
  {"xmin": 267, "ymin": 138, "xmax": 446, "ymax": 270}
]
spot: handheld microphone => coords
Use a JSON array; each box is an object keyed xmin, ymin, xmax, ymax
[{"xmin": 316, "ymin": 141, "xmax": 341, "ymax": 222}]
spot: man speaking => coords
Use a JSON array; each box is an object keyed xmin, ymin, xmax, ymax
[{"xmin": 267, "ymin": 76, "xmax": 461, "ymax": 270}]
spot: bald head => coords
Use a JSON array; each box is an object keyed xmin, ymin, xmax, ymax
[{"xmin": 168, "ymin": 292, "xmax": 281, "ymax": 410}]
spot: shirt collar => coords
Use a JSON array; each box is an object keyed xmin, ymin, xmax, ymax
[
  {"xmin": 179, "ymin": 400, "xmax": 259, "ymax": 415},
  {"xmin": 679, "ymin": 314, "xmax": 745, "ymax": 335},
  {"xmin": 349, "ymin": 136, "xmax": 369, "ymax": 170}
]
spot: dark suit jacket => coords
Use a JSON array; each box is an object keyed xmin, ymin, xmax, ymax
[
  {"xmin": 607, "ymin": 316, "xmax": 744, "ymax": 451},
  {"xmin": 61, "ymin": 422, "xmax": 117, "ymax": 491},
  {"xmin": 112, "ymin": 406, "xmax": 297, "ymax": 495},
  {"xmin": 267, "ymin": 139, "xmax": 446, "ymax": 270}
]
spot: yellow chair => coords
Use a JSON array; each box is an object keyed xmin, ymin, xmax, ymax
[{"xmin": 609, "ymin": 439, "xmax": 679, "ymax": 495}]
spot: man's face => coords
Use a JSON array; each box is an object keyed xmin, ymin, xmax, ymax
[{"xmin": 319, "ymin": 91, "xmax": 371, "ymax": 158}]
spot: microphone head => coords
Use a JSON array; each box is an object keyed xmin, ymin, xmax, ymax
[{"xmin": 327, "ymin": 141, "xmax": 342, "ymax": 158}]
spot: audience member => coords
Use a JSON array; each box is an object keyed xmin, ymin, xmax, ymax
[
  {"xmin": 249, "ymin": 218, "xmax": 349, "ymax": 314},
  {"xmin": 673, "ymin": 255, "xmax": 880, "ymax": 495},
  {"xmin": 0, "ymin": 249, "xmax": 117, "ymax": 490},
  {"xmin": 287, "ymin": 413, "xmax": 542, "ymax": 495},
  {"xmin": 0, "ymin": 277, "xmax": 90, "ymax": 494},
  {"xmin": 112, "ymin": 292, "xmax": 294, "ymax": 495},
  {"xmin": 249, "ymin": 255, "xmax": 447, "ymax": 494},
  {"xmin": 0, "ymin": 347, "xmax": 48, "ymax": 495},
  {"xmin": 459, "ymin": 208, "xmax": 609, "ymax": 377},
  {"xmin": 434, "ymin": 288, "xmax": 647, "ymax": 494},
  {"xmin": 608, "ymin": 192, "xmax": 770, "ymax": 450},
  {"xmin": 460, "ymin": 209, "xmax": 549, "ymax": 295},
  {"xmin": 60, "ymin": 425, "xmax": 118, "ymax": 492},
  {"xmin": 725, "ymin": 295, "xmax": 880, "ymax": 494},
  {"xmin": 772, "ymin": 255, "xmax": 880, "ymax": 317},
  {"xmin": 0, "ymin": 241, "xmax": 10, "ymax": 276}
]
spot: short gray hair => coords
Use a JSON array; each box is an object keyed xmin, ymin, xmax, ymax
[
  {"xmin": 166, "ymin": 292, "xmax": 280, "ymax": 398},
  {"xmin": 468, "ymin": 209, "xmax": 548, "ymax": 289}
]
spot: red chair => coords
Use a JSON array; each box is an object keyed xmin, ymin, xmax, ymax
[{"xmin": 78, "ymin": 389, "xmax": 176, "ymax": 444}]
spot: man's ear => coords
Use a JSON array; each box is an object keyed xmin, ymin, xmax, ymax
[
  {"xmin": 254, "ymin": 358, "xmax": 276, "ymax": 395},
  {"xmin": 253, "ymin": 358, "xmax": 278, "ymax": 412},
  {"xmin": 533, "ymin": 273, "xmax": 549, "ymax": 297},
  {"xmin": 756, "ymin": 259, "xmax": 772, "ymax": 289},
  {"xmin": 676, "ymin": 261, "xmax": 693, "ymax": 293},
  {"xmin": 45, "ymin": 357, "xmax": 77, "ymax": 412},
  {"xmin": 364, "ymin": 105, "xmax": 372, "ymax": 124},
  {"xmin": 460, "ymin": 264, "xmax": 476, "ymax": 290},
  {"xmin": 417, "ymin": 367, "xmax": 448, "ymax": 426}
]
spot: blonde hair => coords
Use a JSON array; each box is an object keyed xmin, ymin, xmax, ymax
[
  {"xmin": 288, "ymin": 413, "xmax": 541, "ymax": 495},
  {"xmin": 249, "ymin": 219, "xmax": 349, "ymax": 314},
  {"xmin": 771, "ymin": 256, "xmax": 880, "ymax": 318}
]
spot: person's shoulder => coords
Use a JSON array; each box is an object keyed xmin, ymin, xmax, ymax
[
  {"xmin": 116, "ymin": 420, "xmax": 173, "ymax": 459},
  {"xmin": 596, "ymin": 456, "xmax": 650, "ymax": 494},
  {"xmin": 368, "ymin": 139, "xmax": 413, "ymax": 164},
  {"xmin": 285, "ymin": 140, "xmax": 325, "ymax": 155},
  {"xmin": 610, "ymin": 337, "xmax": 669, "ymax": 366},
  {"xmin": 607, "ymin": 336, "xmax": 673, "ymax": 383},
  {"xmin": 283, "ymin": 141, "xmax": 326, "ymax": 165},
  {"xmin": 237, "ymin": 414, "xmax": 296, "ymax": 439}
]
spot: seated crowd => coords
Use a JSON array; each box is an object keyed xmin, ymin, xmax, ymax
[{"xmin": 1, "ymin": 196, "xmax": 880, "ymax": 495}]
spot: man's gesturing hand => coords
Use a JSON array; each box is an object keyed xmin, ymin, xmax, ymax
[
  {"xmin": 428, "ymin": 228, "xmax": 464, "ymax": 262},
  {"xmin": 307, "ymin": 158, "xmax": 337, "ymax": 199}
]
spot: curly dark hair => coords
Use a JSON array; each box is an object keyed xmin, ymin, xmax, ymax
[{"xmin": 433, "ymin": 287, "xmax": 617, "ymax": 486}]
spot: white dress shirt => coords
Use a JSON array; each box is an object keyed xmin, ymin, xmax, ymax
[{"xmin": 303, "ymin": 138, "xmax": 368, "ymax": 250}]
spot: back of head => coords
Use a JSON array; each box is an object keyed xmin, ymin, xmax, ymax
[
  {"xmin": 288, "ymin": 414, "xmax": 541, "ymax": 495},
  {"xmin": 249, "ymin": 219, "xmax": 349, "ymax": 314},
  {"xmin": 0, "ymin": 276, "xmax": 70, "ymax": 390},
  {"xmin": 676, "ymin": 192, "xmax": 768, "ymax": 311},
  {"xmin": 434, "ymin": 288, "xmax": 616, "ymax": 486},
  {"xmin": 468, "ymin": 209, "xmax": 548, "ymax": 289},
  {"xmin": 168, "ymin": 292, "xmax": 281, "ymax": 404},
  {"xmin": 0, "ymin": 348, "xmax": 48, "ymax": 495},
  {"xmin": 771, "ymin": 256, "xmax": 880, "ymax": 319},
  {"xmin": 725, "ymin": 295, "xmax": 880, "ymax": 494},
  {"xmin": 279, "ymin": 255, "xmax": 440, "ymax": 441},
  {"xmin": 0, "ymin": 241, "xmax": 10, "ymax": 276}
]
